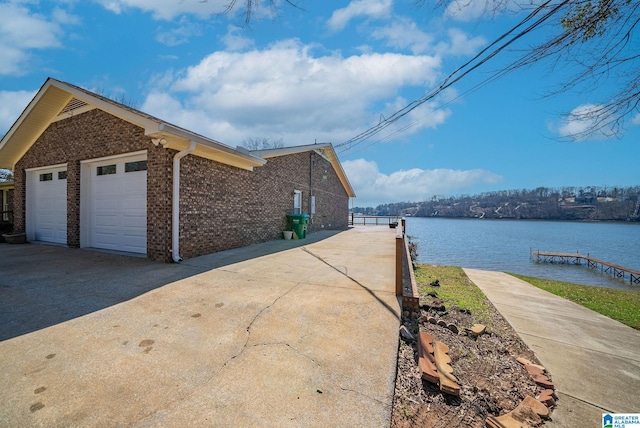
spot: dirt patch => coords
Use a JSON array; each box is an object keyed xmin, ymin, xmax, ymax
[{"xmin": 391, "ymin": 287, "xmax": 549, "ymax": 427}]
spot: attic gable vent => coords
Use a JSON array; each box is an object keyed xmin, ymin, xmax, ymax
[{"xmin": 60, "ymin": 98, "xmax": 89, "ymax": 115}]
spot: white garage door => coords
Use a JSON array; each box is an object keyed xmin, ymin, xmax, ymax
[
  {"xmin": 30, "ymin": 166, "xmax": 68, "ymax": 244},
  {"xmin": 88, "ymin": 155, "xmax": 147, "ymax": 254}
]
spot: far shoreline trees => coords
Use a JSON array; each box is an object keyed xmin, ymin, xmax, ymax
[{"xmin": 351, "ymin": 185, "xmax": 640, "ymax": 222}]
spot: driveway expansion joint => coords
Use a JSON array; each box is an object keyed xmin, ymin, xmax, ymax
[{"xmin": 518, "ymin": 332, "xmax": 640, "ymax": 362}]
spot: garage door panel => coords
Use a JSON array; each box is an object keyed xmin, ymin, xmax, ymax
[
  {"xmin": 88, "ymin": 155, "xmax": 147, "ymax": 254},
  {"xmin": 122, "ymin": 215, "xmax": 146, "ymax": 228},
  {"xmin": 30, "ymin": 167, "xmax": 67, "ymax": 245}
]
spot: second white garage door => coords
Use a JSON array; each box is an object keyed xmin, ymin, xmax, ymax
[
  {"xmin": 86, "ymin": 154, "xmax": 147, "ymax": 254},
  {"xmin": 27, "ymin": 165, "xmax": 68, "ymax": 244}
]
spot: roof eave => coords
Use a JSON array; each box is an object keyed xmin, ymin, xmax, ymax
[
  {"xmin": 155, "ymin": 123, "xmax": 267, "ymax": 171},
  {"xmin": 252, "ymin": 143, "xmax": 355, "ymax": 197}
]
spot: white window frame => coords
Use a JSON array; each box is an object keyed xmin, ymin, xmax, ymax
[
  {"xmin": 293, "ymin": 190, "xmax": 302, "ymax": 214},
  {"xmin": 2, "ymin": 190, "xmax": 7, "ymax": 222}
]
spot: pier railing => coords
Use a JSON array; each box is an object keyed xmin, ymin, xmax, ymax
[
  {"xmin": 531, "ymin": 250, "xmax": 640, "ymax": 285},
  {"xmin": 349, "ymin": 213, "xmax": 400, "ymax": 226}
]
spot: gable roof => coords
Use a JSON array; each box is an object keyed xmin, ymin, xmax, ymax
[
  {"xmin": 252, "ymin": 144, "xmax": 355, "ymax": 197},
  {"xmin": 0, "ymin": 78, "xmax": 266, "ymax": 171}
]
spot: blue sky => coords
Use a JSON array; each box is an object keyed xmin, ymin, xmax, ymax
[{"xmin": 1, "ymin": 0, "xmax": 638, "ymax": 207}]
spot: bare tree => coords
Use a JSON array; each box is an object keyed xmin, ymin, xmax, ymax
[
  {"xmin": 219, "ymin": 0, "xmax": 303, "ymax": 25},
  {"xmin": 240, "ymin": 136, "xmax": 285, "ymax": 150},
  {"xmin": 0, "ymin": 169, "xmax": 13, "ymax": 182},
  {"xmin": 423, "ymin": 0, "xmax": 640, "ymax": 139}
]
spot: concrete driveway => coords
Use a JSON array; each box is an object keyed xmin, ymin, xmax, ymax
[{"xmin": 0, "ymin": 227, "xmax": 400, "ymax": 427}]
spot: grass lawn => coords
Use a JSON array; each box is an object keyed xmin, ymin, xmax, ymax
[
  {"xmin": 414, "ymin": 264, "xmax": 493, "ymax": 325},
  {"xmin": 414, "ymin": 264, "xmax": 640, "ymax": 330},
  {"xmin": 510, "ymin": 274, "xmax": 640, "ymax": 329}
]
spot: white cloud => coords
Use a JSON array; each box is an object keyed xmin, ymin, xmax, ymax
[
  {"xmin": 441, "ymin": 28, "xmax": 486, "ymax": 56},
  {"xmin": 156, "ymin": 17, "xmax": 202, "ymax": 46},
  {"xmin": 222, "ymin": 25, "xmax": 255, "ymax": 51},
  {"xmin": 631, "ymin": 112, "xmax": 640, "ymax": 126},
  {"xmin": 327, "ymin": 0, "xmax": 393, "ymax": 32},
  {"xmin": 94, "ymin": 0, "xmax": 257, "ymax": 20},
  {"xmin": 141, "ymin": 39, "xmax": 442, "ymax": 146},
  {"xmin": 381, "ymin": 95, "xmax": 452, "ymax": 135},
  {"xmin": 0, "ymin": 90, "xmax": 38, "ymax": 136},
  {"xmin": 0, "ymin": 3, "xmax": 78, "ymax": 75},
  {"xmin": 343, "ymin": 159, "xmax": 503, "ymax": 206},
  {"xmin": 372, "ymin": 22, "xmax": 486, "ymax": 57},
  {"xmin": 371, "ymin": 18, "xmax": 434, "ymax": 54},
  {"xmin": 556, "ymin": 104, "xmax": 616, "ymax": 141}
]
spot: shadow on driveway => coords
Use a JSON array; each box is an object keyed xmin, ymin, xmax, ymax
[{"xmin": 0, "ymin": 230, "xmax": 341, "ymax": 341}]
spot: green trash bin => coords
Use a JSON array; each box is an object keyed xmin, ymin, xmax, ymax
[{"xmin": 288, "ymin": 214, "xmax": 310, "ymax": 239}]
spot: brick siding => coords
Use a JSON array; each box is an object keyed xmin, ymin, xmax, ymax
[
  {"xmin": 12, "ymin": 108, "xmax": 349, "ymax": 262},
  {"xmin": 13, "ymin": 109, "xmax": 171, "ymax": 260},
  {"xmin": 177, "ymin": 151, "xmax": 349, "ymax": 260}
]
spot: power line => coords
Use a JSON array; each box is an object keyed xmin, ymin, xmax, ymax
[{"xmin": 336, "ymin": 0, "xmax": 569, "ymax": 155}]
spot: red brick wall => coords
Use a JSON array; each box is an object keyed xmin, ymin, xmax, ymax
[
  {"xmin": 13, "ymin": 109, "xmax": 172, "ymax": 261},
  {"xmin": 12, "ymin": 108, "xmax": 350, "ymax": 262},
  {"xmin": 177, "ymin": 151, "xmax": 349, "ymax": 260}
]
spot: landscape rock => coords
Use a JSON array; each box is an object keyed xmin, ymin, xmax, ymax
[
  {"xmin": 525, "ymin": 364, "xmax": 545, "ymax": 377},
  {"xmin": 400, "ymin": 325, "xmax": 415, "ymax": 341},
  {"xmin": 447, "ymin": 323, "xmax": 459, "ymax": 334},
  {"xmin": 517, "ymin": 357, "xmax": 546, "ymax": 372},
  {"xmin": 485, "ymin": 396, "xmax": 549, "ymax": 428},
  {"xmin": 427, "ymin": 298, "xmax": 446, "ymax": 312},
  {"xmin": 469, "ymin": 324, "xmax": 486, "ymax": 336},
  {"xmin": 538, "ymin": 389, "xmax": 557, "ymax": 407},
  {"xmin": 533, "ymin": 374, "xmax": 554, "ymax": 389},
  {"xmin": 430, "ymin": 279, "xmax": 440, "ymax": 287}
]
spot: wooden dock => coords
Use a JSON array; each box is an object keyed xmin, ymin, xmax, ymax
[{"xmin": 531, "ymin": 250, "xmax": 640, "ymax": 285}]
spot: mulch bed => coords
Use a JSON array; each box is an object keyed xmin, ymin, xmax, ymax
[{"xmin": 390, "ymin": 290, "xmax": 550, "ymax": 427}]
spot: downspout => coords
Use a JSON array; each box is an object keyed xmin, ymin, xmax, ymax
[
  {"xmin": 309, "ymin": 152, "xmax": 313, "ymax": 222},
  {"xmin": 172, "ymin": 140, "xmax": 196, "ymax": 262}
]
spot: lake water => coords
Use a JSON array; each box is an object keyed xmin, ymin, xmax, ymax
[{"xmin": 405, "ymin": 217, "xmax": 640, "ymax": 291}]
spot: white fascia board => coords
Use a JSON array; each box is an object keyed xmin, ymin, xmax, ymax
[{"xmin": 158, "ymin": 123, "xmax": 266, "ymax": 167}]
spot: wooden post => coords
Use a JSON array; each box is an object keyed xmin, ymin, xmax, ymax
[{"xmin": 396, "ymin": 232, "xmax": 403, "ymax": 297}]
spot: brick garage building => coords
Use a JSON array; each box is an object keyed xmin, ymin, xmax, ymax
[{"xmin": 0, "ymin": 78, "xmax": 355, "ymax": 262}]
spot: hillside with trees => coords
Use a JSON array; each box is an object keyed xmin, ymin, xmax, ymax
[{"xmin": 352, "ymin": 185, "xmax": 640, "ymax": 222}]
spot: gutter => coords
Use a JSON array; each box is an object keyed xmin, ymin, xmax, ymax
[{"xmin": 172, "ymin": 140, "xmax": 196, "ymax": 262}]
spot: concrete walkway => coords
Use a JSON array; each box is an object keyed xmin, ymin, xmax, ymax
[
  {"xmin": 0, "ymin": 227, "xmax": 400, "ymax": 427},
  {"xmin": 464, "ymin": 269, "xmax": 640, "ymax": 428}
]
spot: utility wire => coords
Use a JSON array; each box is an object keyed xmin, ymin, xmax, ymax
[{"xmin": 336, "ymin": 0, "xmax": 569, "ymax": 155}]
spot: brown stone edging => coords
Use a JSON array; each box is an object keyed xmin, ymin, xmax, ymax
[
  {"xmin": 417, "ymin": 330, "xmax": 461, "ymax": 396},
  {"xmin": 484, "ymin": 357, "xmax": 558, "ymax": 427}
]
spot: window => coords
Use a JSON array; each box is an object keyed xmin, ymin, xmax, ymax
[
  {"xmin": 58, "ymin": 171, "xmax": 67, "ymax": 180},
  {"xmin": 125, "ymin": 160, "xmax": 147, "ymax": 173},
  {"xmin": 39, "ymin": 173, "xmax": 53, "ymax": 182},
  {"xmin": 2, "ymin": 190, "xmax": 7, "ymax": 222},
  {"xmin": 97, "ymin": 164, "xmax": 116, "ymax": 176},
  {"xmin": 293, "ymin": 190, "xmax": 302, "ymax": 214}
]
